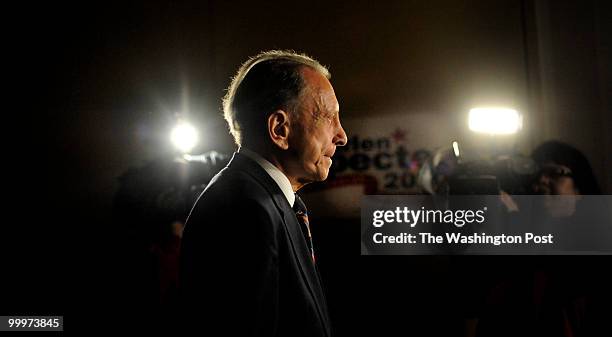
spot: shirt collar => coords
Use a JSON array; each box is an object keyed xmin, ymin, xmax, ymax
[{"xmin": 239, "ymin": 147, "xmax": 296, "ymax": 207}]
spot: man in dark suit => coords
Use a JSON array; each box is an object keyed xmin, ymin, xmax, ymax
[{"xmin": 179, "ymin": 50, "xmax": 348, "ymax": 336}]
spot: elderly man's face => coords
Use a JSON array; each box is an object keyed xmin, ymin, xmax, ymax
[{"xmin": 287, "ymin": 67, "xmax": 347, "ymax": 185}]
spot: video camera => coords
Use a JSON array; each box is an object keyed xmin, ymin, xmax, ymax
[{"xmin": 418, "ymin": 142, "xmax": 538, "ymax": 196}]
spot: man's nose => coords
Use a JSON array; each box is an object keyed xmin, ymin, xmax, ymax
[{"xmin": 333, "ymin": 123, "xmax": 348, "ymax": 147}]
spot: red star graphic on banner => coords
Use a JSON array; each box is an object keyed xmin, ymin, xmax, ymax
[{"xmin": 391, "ymin": 128, "xmax": 407, "ymax": 143}]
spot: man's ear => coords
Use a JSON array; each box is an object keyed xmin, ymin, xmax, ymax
[{"xmin": 268, "ymin": 109, "xmax": 290, "ymax": 150}]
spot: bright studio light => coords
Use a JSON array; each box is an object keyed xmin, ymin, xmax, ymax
[
  {"xmin": 452, "ymin": 141, "xmax": 460, "ymax": 157},
  {"xmin": 170, "ymin": 122, "xmax": 198, "ymax": 153},
  {"xmin": 468, "ymin": 107, "xmax": 522, "ymax": 135}
]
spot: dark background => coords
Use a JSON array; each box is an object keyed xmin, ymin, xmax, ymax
[{"xmin": 4, "ymin": 0, "xmax": 611, "ymax": 335}]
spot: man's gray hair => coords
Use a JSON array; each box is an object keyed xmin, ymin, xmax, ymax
[{"xmin": 222, "ymin": 50, "xmax": 330, "ymax": 146}]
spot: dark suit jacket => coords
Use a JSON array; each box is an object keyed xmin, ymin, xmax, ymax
[{"xmin": 179, "ymin": 152, "xmax": 332, "ymax": 336}]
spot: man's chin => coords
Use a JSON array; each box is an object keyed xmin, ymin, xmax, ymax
[{"xmin": 298, "ymin": 171, "xmax": 329, "ymax": 185}]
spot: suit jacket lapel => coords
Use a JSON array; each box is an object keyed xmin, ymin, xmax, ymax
[
  {"xmin": 281, "ymin": 210, "xmax": 332, "ymax": 336},
  {"xmin": 227, "ymin": 152, "xmax": 331, "ymax": 336}
]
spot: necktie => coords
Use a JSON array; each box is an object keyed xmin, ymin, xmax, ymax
[{"xmin": 293, "ymin": 194, "xmax": 315, "ymax": 264}]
